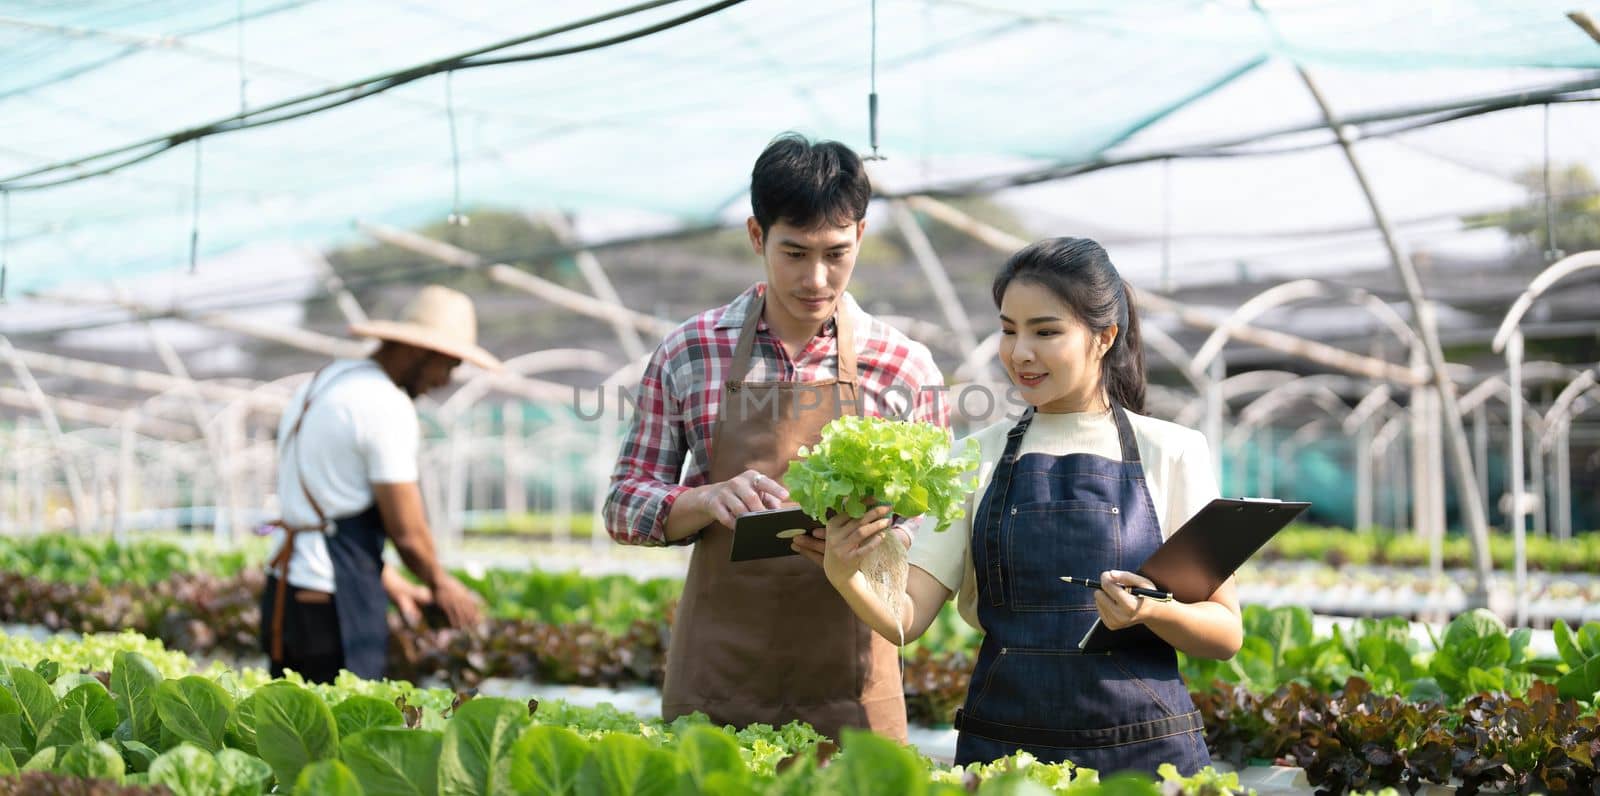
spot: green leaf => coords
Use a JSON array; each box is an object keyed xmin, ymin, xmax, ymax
[
  {"xmin": 1405, "ymin": 677, "xmax": 1447, "ymax": 704},
  {"xmin": 332, "ymin": 696, "xmax": 404, "ymax": 740},
  {"xmin": 52, "ymin": 672, "xmax": 102, "ymax": 698},
  {"xmin": 675, "ymin": 725, "xmax": 744, "ymax": 791},
  {"xmin": 438, "ymin": 697, "xmax": 526, "ymax": 796},
  {"xmin": 254, "ymin": 682, "xmax": 339, "ymax": 787},
  {"xmin": 155, "ymin": 676, "xmax": 234, "ymax": 753},
  {"xmin": 699, "ymin": 770, "xmax": 764, "ymax": 796},
  {"xmin": 1556, "ymin": 655, "xmax": 1600, "ymax": 702},
  {"xmin": 226, "ymin": 692, "xmax": 259, "ymax": 758},
  {"xmin": 148, "ymin": 743, "xmax": 221, "ymax": 796},
  {"xmin": 59, "ymin": 740, "xmax": 125, "ymax": 783},
  {"xmin": 508, "ymin": 725, "xmax": 590, "ymax": 796},
  {"xmin": 341, "ymin": 727, "xmax": 442, "ymax": 796},
  {"xmin": 1465, "ymin": 666, "xmax": 1508, "ymax": 697},
  {"xmin": 0, "ymin": 744, "xmax": 14, "ymax": 776},
  {"xmin": 974, "ymin": 771, "xmax": 1054, "ymax": 795},
  {"xmin": 574, "ymin": 732, "xmax": 679, "ymax": 796},
  {"xmin": 826, "ymin": 729, "xmax": 924, "ymax": 796},
  {"xmin": 112, "ymin": 651, "xmax": 165, "ymax": 746},
  {"xmin": 117, "ymin": 738, "xmax": 159, "ymax": 773},
  {"xmin": 32, "ymin": 660, "xmax": 62, "ymax": 685},
  {"xmin": 0, "ymin": 715, "xmax": 24, "ymax": 762},
  {"xmin": 6, "ymin": 665, "xmax": 57, "ymax": 743},
  {"xmin": 215, "ymin": 748, "xmax": 273, "ymax": 796},
  {"xmin": 36, "ymin": 681, "xmax": 120, "ymax": 751},
  {"xmin": 1507, "ymin": 628, "xmax": 1533, "ymax": 666},
  {"xmin": 295, "ymin": 759, "xmax": 367, "ymax": 796},
  {"xmin": 20, "ymin": 746, "xmax": 55, "ymax": 772}
]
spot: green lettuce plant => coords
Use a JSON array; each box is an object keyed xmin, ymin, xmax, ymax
[{"xmin": 785, "ymin": 416, "xmax": 980, "ymax": 532}]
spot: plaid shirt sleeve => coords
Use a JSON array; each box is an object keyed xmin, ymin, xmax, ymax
[{"xmin": 602, "ymin": 341, "xmax": 694, "ymax": 546}]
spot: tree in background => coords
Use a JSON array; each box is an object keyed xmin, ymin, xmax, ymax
[{"xmin": 1465, "ymin": 164, "xmax": 1600, "ymax": 261}]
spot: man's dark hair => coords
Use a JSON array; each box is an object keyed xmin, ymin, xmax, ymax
[{"xmin": 750, "ymin": 132, "xmax": 871, "ymax": 236}]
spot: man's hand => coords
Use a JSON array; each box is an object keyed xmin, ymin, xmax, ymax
[
  {"xmin": 431, "ymin": 574, "xmax": 484, "ymax": 630},
  {"xmin": 381, "ymin": 565, "xmax": 432, "ymax": 628},
  {"xmin": 1093, "ymin": 569, "xmax": 1162, "ymax": 630},
  {"xmin": 696, "ymin": 469, "xmax": 789, "ymax": 528}
]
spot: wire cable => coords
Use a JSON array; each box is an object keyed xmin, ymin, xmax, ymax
[{"xmin": 0, "ymin": 0, "xmax": 744, "ymax": 192}]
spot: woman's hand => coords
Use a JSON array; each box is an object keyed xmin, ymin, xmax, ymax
[
  {"xmin": 791, "ymin": 504, "xmax": 895, "ymax": 586},
  {"xmin": 1093, "ymin": 569, "xmax": 1163, "ymax": 630}
]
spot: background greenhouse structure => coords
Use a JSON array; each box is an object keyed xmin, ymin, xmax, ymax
[{"xmin": 1, "ymin": 2, "xmax": 1600, "ymax": 793}]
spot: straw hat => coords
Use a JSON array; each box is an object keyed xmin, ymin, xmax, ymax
[{"xmin": 348, "ymin": 285, "xmax": 502, "ymax": 371}]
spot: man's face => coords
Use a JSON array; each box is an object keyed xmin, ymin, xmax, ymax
[
  {"xmin": 747, "ymin": 217, "xmax": 865, "ymax": 334},
  {"xmin": 405, "ymin": 350, "xmax": 461, "ymax": 398}
]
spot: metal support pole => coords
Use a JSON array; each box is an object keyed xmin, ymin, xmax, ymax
[
  {"xmin": 890, "ymin": 199, "xmax": 980, "ymax": 354},
  {"xmin": 1356, "ymin": 417, "xmax": 1373, "ymax": 531},
  {"xmin": 1555, "ymin": 422, "xmax": 1572, "ymax": 540},
  {"xmin": 546, "ymin": 212, "xmax": 648, "ymax": 362},
  {"xmin": 1507, "ymin": 330, "xmax": 1527, "ymax": 626},
  {"xmin": 114, "ymin": 411, "xmax": 134, "ymax": 543},
  {"xmin": 1473, "ymin": 405, "xmax": 1489, "ymax": 523},
  {"xmin": 1205, "ymin": 358, "xmax": 1225, "ymax": 483},
  {"xmin": 502, "ymin": 401, "xmax": 525, "ymax": 517},
  {"xmin": 1256, "ymin": 429, "xmax": 1273, "ymax": 498},
  {"xmin": 1529, "ymin": 420, "xmax": 1547, "ymax": 539},
  {"xmin": 0, "ymin": 336, "xmax": 92, "ymax": 533},
  {"xmin": 1291, "ymin": 64, "xmax": 1494, "ymax": 607}
]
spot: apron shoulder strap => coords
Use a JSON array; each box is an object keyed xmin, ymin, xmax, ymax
[
  {"xmin": 727, "ymin": 292, "xmax": 764, "ymax": 385},
  {"xmin": 727, "ymin": 290, "xmax": 860, "ymax": 386}
]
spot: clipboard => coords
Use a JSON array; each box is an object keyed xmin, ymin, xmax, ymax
[
  {"xmin": 1076, "ymin": 497, "xmax": 1309, "ymax": 652},
  {"xmin": 729, "ymin": 506, "xmax": 824, "ymax": 562}
]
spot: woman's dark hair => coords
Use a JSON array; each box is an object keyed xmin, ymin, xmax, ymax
[
  {"xmin": 750, "ymin": 132, "xmax": 871, "ymax": 235},
  {"xmin": 991, "ymin": 237, "xmax": 1146, "ymax": 413}
]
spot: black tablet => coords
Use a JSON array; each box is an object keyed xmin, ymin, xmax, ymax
[{"xmin": 729, "ymin": 506, "xmax": 824, "ymax": 562}]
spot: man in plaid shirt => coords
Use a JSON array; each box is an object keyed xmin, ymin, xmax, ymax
[
  {"xmin": 603, "ymin": 133, "xmax": 948, "ymax": 740},
  {"xmin": 604, "ymin": 140, "xmax": 949, "ymax": 548}
]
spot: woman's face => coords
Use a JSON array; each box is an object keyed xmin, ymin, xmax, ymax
[{"xmin": 998, "ymin": 279, "xmax": 1115, "ymax": 414}]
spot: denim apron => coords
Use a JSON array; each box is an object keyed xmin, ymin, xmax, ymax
[
  {"xmin": 261, "ymin": 365, "xmax": 393, "ymax": 681},
  {"xmin": 952, "ymin": 405, "xmax": 1210, "ymax": 776}
]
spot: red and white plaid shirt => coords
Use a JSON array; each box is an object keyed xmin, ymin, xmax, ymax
[{"xmin": 604, "ymin": 282, "xmax": 950, "ymax": 545}]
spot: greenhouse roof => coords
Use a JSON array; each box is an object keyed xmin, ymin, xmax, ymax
[{"xmin": 1, "ymin": 0, "xmax": 1598, "ymax": 291}]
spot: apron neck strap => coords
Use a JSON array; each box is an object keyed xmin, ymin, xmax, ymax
[
  {"xmin": 1000, "ymin": 404, "xmax": 1139, "ymax": 464},
  {"xmin": 728, "ymin": 290, "xmax": 858, "ymax": 385},
  {"xmin": 1109, "ymin": 402, "xmax": 1141, "ymax": 464},
  {"xmin": 285, "ymin": 363, "xmax": 344, "ymax": 529}
]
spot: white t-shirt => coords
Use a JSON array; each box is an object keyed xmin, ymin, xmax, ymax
[
  {"xmin": 266, "ymin": 359, "xmax": 420, "ymax": 592},
  {"xmin": 908, "ymin": 408, "xmax": 1219, "ymax": 632}
]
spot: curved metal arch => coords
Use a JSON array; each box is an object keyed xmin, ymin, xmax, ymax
[
  {"xmin": 1539, "ymin": 379, "xmax": 1600, "ymax": 453},
  {"xmin": 1226, "ymin": 376, "xmax": 1354, "ymax": 449},
  {"xmin": 1190, "ymin": 279, "xmax": 1419, "ymax": 380},
  {"xmin": 1174, "ymin": 369, "xmax": 1302, "ymax": 427},
  {"xmin": 1342, "ymin": 384, "xmax": 1401, "ymax": 435},
  {"xmin": 1493, "ymin": 250, "xmax": 1600, "ymax": 353},
  {"xmin": 438, "ymin": 348, "xmax": 619, "ymax": 420},
  {"xmin": 1538, "ymin": 368, "xmax": 1599, "ymax": 444},
  {"xmin": 1456, "ymin": 361, "xmax": 1581, "ymax": 417}
]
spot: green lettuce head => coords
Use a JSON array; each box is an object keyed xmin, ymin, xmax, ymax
[{"xmin": 784, "ymin": 416, "xmax": 980, "ymax": 532}]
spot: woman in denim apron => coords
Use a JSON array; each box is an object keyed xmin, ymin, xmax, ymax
[{"xmin": 805, "ymin": 238, "xmax": 1243, "ymax": 777}]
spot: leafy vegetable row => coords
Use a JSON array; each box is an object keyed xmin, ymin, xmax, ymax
[
  {"xmin": 1259, "ymin": 527, "xmax": 1600, "ymax": 572},
  {"xmin": 0, "ymin": 631, "xmax": 1247, "ymax": 796}
]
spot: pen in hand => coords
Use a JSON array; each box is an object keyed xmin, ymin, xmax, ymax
[{"xmin": 1059, "ymin": 576, "xmax": 1173, "ymax": 602}]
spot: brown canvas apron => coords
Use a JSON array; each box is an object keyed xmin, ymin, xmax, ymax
[{"xmin": 660, "ymin": 292, "xmax": 908, "ymax": 743}]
